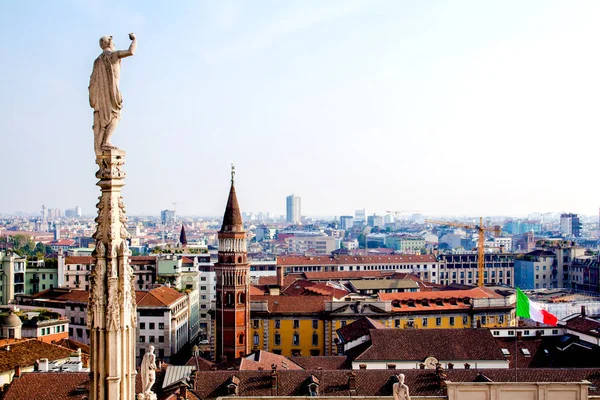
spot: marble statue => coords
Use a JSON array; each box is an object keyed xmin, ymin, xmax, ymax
[
  {"xmin": 393, "ymin": 374, "xmax": 410, "ymax": 400},
  {"xmin": 140, "ymin": 345, "xmax": 157, "ymax": 398},
  {"xmin": 89, "ymin": 33, "xmax": 137, "ymax": 155}
]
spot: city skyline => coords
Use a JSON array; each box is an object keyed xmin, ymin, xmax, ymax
[{"xmin": 2, "ymin": 1, "xmax": 600, "ymax": 217}]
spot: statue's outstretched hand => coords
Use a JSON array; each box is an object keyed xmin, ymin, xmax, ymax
[{"xmin": 129, "ymin": 33, "xmax": 136, "ymax": 41}]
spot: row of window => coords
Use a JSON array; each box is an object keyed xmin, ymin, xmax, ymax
[
  {"xmin": 268, "ymin": 331, "xmax": 319, "ymax": 346},
  {"xmin": 40, "ymin": 324, "xmax": 66, "ymax": 335},
  {"xmin": 139, "ymin": 322, "xmax": 165, "ymax": 330},
  {"xmin": 140, "ymin": 335, "xmax": 165, "ymax": 343},
  {"xmin": 255, "ymin": 319, "xmax": 320, "ymax": 329}
]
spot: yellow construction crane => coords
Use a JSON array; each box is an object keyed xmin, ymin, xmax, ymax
[{"xmin": 425, "ymin": 217, "xmax": 501, "ymax": 287}]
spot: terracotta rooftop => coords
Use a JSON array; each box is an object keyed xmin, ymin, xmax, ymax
[
  {"xmin": 185, "ymin": 355, "xmax": 215, "ymax": 371},
  {"xmin": 0, "ymin": 339, "xmax": 86, "ymax": 373},
  {"xmin": 563, "ymin": 314, "xmax": 600, "ymax": 338},
  {"xmin": 354, "ymin": 329, "xmax": 505, "ymax": 362},
  {"xmin": 33, "ymin": 286, "xmax": 185, "ymax": 307},
  {"xmin": 289, "ymin": 356, "xmax": 351, "ymax": 370},
  {"xmin": 194, "ymin": 368, "xmax": 600, "ymax": 398},
  {"xmin": 136, "ymin": 286, "xmax": 186, "ymax": 307},
  {"xmin": 278, "ymin": 254, "xmax": 437, "ymax": 266},
  {"xmin": 336, "ymin": 316, "xmax": 389, "ymax": 343},
  {"xmin": 257, "ymin": 274, "xmax": 301, "ymax": 289},
  {"xmin": 239, "ymin": 350, "xmax": 303, "ymax": 371},
  {"xmin": 64, "ymin": 256, "xmax": 93, "ymax": 264},
  {"xmin": 379, "ymin": 287, "xmax": 503, "ymax": 302},
  {"xmin": 282, "ymin": 280, "xmax": 349, "ymax": 299},
  {"xmin": 251, "ymin": 295, "xmax": 330, "ymax": 314},
  {"xmin": 3, "ymin": 372, "xmax": 90, "ymax": 400},
  {"xmin": 32, "ymin": 288, "xmax": 91, "ymax": 303}
]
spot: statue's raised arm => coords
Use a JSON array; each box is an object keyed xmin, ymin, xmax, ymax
[{"xmin": 89, "ymin": 33, "xmax": 137, "ymax": 155}]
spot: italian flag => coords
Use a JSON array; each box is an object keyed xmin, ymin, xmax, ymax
[{"xmin": 516, "ymin": 288, "xmax": 558, "ymax": 326}]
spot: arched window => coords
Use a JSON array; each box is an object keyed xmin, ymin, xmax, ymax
[
  {"xmin": 238, "ymin": 293, "xmax": 245, "ymax": 303},
  {"xmin": 238, "ymin": 333, "xmax": 244, "ymax": 345},
  {"xmin": 238, "ymin": 256, "xmax": 242, "ymax": 263}
]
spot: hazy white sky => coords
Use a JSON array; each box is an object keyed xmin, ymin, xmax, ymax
[{"xmin": 1, "ymin": 1, "xmax": 600, "ymax": 218}]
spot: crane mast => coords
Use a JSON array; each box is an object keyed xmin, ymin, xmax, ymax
[{"xmin": 425, "ymin": 217, "xmax": 500, "ymax": 287}]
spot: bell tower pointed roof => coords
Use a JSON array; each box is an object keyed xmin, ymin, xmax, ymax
[
  {"xmin": 179, "ymin": 224, "xmax": 188, "ymax": 246},
  {"xmin": 220, "ymin": 164, "xmax": 244, "ymax": 233}
]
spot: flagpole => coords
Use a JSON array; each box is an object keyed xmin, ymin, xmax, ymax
[
  {"xmin": 514, "ymin": 288, "xmax": 518, "ymax": 382},
  {"xmin": 514, "ymin": 315, "xmax": 518, "ymax": 382}
]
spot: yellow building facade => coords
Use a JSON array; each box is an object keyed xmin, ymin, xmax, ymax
[{"xmin": 249, "ymin": 288, "xmax": 515, "ymax": 357}]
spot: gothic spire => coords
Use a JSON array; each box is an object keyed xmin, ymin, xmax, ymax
[
  {"xmin": 179, "ymin": 224, "xmax": 188, "ymax": 246},
  {"xmin": 221, "ymin": 167, "xmax": 243, "ymax": 233}
]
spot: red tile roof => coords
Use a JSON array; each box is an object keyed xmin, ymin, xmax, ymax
[
  {"xmin": 136, "ymin": 286, "xmax": 186, "ymax": 307},
  {"xmin": 239, "ymin": 351, "xmax": 303, "ymax": 371},
  {"xmin": 354, "ymin": 329, "xmax": 505, "ymax": 362},
  {"xmin": 250, "ymin": 295, "xmax": 330, "ymax": 314},
  {"xmin": 0, "ymin": 339, "xmax": 86, "ymax": 373},
  {"xmin": 4, "ymin": 372, "xmax": 90, "ymax": 400},
  {"xmin": 379, "ymin": 287, "xmax": 503, "ymax": 302},
  {"xmin": 564, "ymin": 315, "xmax": 600, "ymax": 338},
  {"xmin": 64, "ymin": 256, "xmax": 93, "ymax": 264},
  {"xmin": 336, "ymin": 317, "xmax": 389, "ymax": 343},
  {"xmin": 32, "ymin": 288, "xmax": 90, "ymax": 303},
  {"xmin": 33, "ymin": 286, "xmax": 185, "ymax": 307},
  {"xmin": 278, "ymin": 254, "xmax": 437, "ymax": 266}
]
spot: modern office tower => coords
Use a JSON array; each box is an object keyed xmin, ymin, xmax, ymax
[
  {"xmin": 560, "ymin": 213, "xmax": 581, "ymax": 237},
  {"xmin": 161, "ymin": 209, "xmax": 176, "ymax": 224},
  {"xmin": 286, "ymin": 194, "xmax": 301, "ymax": 223},
  {"xmin": 355, "ymin": 209, "xmax": 367, "ymax": 224},
  {"xmin": 340, "ymin": 215, "xmax": 354, "ymax": 230}
]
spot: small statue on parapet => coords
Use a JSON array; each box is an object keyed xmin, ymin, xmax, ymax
[
  {"xmin": 138, "ymin": 345, "xmax": 157, "ymax": 400},
  {"xmin": 393, "ymin": 373, "xmax": 411, "ymax": 400},
  {"xmin": 89, "ymin": 33, "xmax": 137, "ymax": 155}
]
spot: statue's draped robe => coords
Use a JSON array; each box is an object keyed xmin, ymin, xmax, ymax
[{"xmin": 89, "ymin": 51, "xmax": 123, "ymax": 129}]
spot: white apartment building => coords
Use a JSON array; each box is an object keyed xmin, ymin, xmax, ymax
[
  {"xmin": 278, "ymin": 254, "xmax": 441, "ymax": 283},
  {"xmin": 284, "ymin": 235, "xmax": 340, "ymax": 255},
  {"xmin": 58, "ymin": 254, "xmax": 157, "ymax": 291},
  {"xmin": 0, "ymin": 251, "xmax": 28, "ymax": 305},
  {"xmin": 15, "ymin": 286, "xmax": 192, "ymax": 364}
]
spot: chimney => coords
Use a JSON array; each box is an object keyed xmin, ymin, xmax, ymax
[
  {"xmin": 270, "ymin": 371, "xmax": 278, "ymax": 396},
  {"xmin": 14, "ymin": 366, "xmax": 21, "ymax": 378},
  {"xmin": 582, "ymin": 305, "xmax": 587, "ymax": 317},
  {"xmin": 277, "ymin": 265, "xmax": 284, "ymax": 288},
  {"xmin": 347, "ymin": 372, "xmax": 357, "ymax": 392},
  {"xmin": 39, "ymin": 358, "xmax": 49, "ymax": 372}
]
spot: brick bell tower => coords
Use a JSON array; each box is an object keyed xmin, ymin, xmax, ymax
[{"xmin": 214, "ymin": 165, "xmax": 250, "ymax": 362}]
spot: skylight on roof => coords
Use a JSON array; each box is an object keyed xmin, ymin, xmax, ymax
[
  {"xmin": 501, "ymin": 348, "xmax": 510, "ymax": 356},
  {"xmin": 521, "ymin": 348, "xmax": 531, "ymax": 356}
]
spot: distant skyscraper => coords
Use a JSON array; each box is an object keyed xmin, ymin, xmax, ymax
[
  {"xmin": 340, "ymin": 215, "xmax": 354, "ymax": 230},
  {"xmin": 286, "ymin": 195, "xmax": 301, "ymax": 223},
  {"xmin": 560, "ymin": 213, "xmax": 581, "ymax": 237},
  {"xmin": 161, "ymin": 209, "xmax": 176, "ymax": 224},
  {"xmin": 75, "ymin": 206, "xmax": 82, "ymax": 217},
  {"xmin": 355, "ymin": 209, "xmax": 366, "ymax": 224}
]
